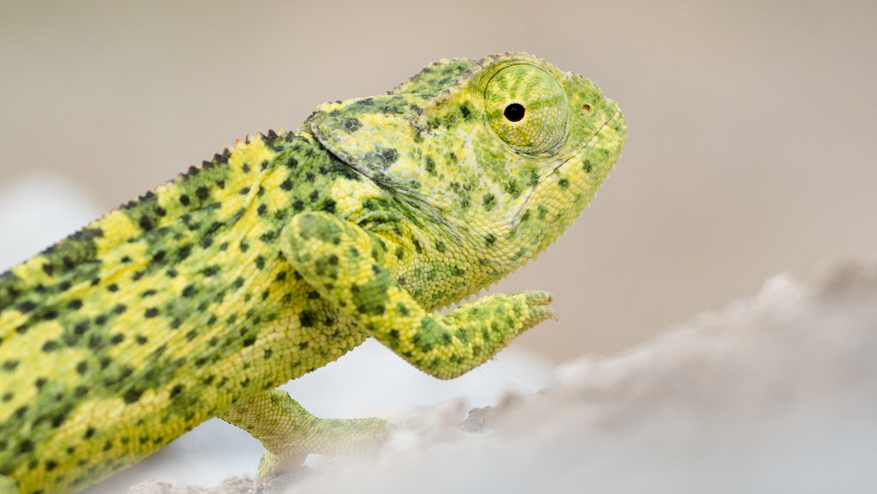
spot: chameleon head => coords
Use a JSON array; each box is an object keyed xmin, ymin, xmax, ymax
[{"xmin": 309, "ymin": 52, "xmax": 626, "ymax": 269}]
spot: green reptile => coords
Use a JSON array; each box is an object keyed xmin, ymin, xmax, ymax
[{"xmin": 0, "ymin": 53, "xmax": 626, "ymax": 494}]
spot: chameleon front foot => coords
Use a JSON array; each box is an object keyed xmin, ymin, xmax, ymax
[{"xmin": 281, "ymin": 212, "xmax": 559, "ymax": 379}]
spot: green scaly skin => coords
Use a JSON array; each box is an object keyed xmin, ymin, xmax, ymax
[{"xmin": 0, "ymin": 53, "xmax": 626, "ymax": 493}]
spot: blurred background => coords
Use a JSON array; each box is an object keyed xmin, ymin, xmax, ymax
[
  {"xmin": 3, "ymin": 1, "xmax": 877, "ymax": 492},
  {"xmin": 2, "ymin": 0, "xmax": 876, "ymax": 361}
]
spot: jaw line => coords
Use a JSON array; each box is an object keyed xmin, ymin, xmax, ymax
[{"xmin": 511, "ymin": 109, "xmax": 620, "ymax": 225}]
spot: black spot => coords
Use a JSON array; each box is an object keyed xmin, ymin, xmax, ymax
[
  {"xmin": 113, "ymin": 304, "xmax": 127, "ymax": 315},
  {"xmin": 136, "ymin": 335, "xmax": 148, "ymax": 345},
  {"xmin": 504, "ymin": 103, "xmax": 525, "ymax": 122},
  {"xmin": 255, "ymin": 256, "xmax": 265, "ymax": 270},
  {"xmin": 482, "ymin": 193, "xmax": 496, "ymax": 211},
  {"xmin": 299, "ymin": 310, "xmax": 315, "ymax": 328},
  {"xmin": 460, "ymin": 103, "xmax": 472, "ymax": 120},
  {"xmin": 17, "ymin": 300, "xmax": 36, "ymax": 313},
  {"xmin": 341, "ymin": 117, "xmax": 361, "ymax": 132},
  {"xmin": 18, "ymin": 440, "xmax": 34, "ymax": 453},
  {"xmin": 45, "ymin": 460, "xmax": 58, "ymax": 471},
  {"xmin": 202, "ymin": 265, "xmax": 220, "ymax": 277},
  {"xmin": 185, "ymin": 330, "xmax": 198, "ymax": 341},
  {"xmin": 280, "ymin": 179, "xmax": 293, "ymax": 191},
  {"xmin": 42, "ymin": 263, "xmax": 54, "ymax": 276},
  {"xmin": 68, "ymin": 299, "xmax": 83, "ymax": 310},
  {"xmin": 41, "ymin": 341, "xmax": 59, "ymax": 352},
  {"xmin": 34, "ymin": 377, "xmax": 47, "ymax": 389},
  {"xmin": 108, "ymin": 284, "xmax": 119, "ymax": 292},
  {"xmin": 583, "ymin": 160, "xmax": 594, "ymax": 173},
  {"xmin": 76, "ymin": 361, "xmax": 88, "ymax": 375},
  {"xmin": 170, "ymin": 384, "xmax": 184, "ymax": 397},
  {"xmin": 396, "ymin": 303, "xmax": 410, "ymax": 316},
  {"xmin": 196, "ymin": 186, "xmax": 210, "ymax": 201},
  {"xmin": 506, "ymin": 180, "xmax": 521, "ymax": 197},
  {"xmin": 485, "ymin": 234, "xmax": 496, "ymax": 246},
  {"xmin": 139, "ymin": 216, "xmax": 153, "ymax": 231},
  {"xmin": 43, "ymin": 310, "xmax": 59, "ymax": 320},
  {"xmin": 379, "ymin": 147, "xmax": 398, "ymax": 165},
  {"xmin": 109, "ymin": 334, "xmax": 124, "ymax": 345},
  {"xmin": 144, "ymin": 308, "xmax": 159, "ymax": 318},
  {"xmin": 123, "ymin": 387, "xmax": 143, "ymax": 404},
  {"xmin": 3, "ymin": 359, "xmax": 19, "ymax": 371}
]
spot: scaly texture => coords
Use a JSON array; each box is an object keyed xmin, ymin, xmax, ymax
[{"xmin": 0, "ymin": 53, "xmax": 626, "ymax": 494}]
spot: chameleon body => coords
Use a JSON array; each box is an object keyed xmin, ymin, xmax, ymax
[{"xmin": 0, "ymin": 53, "xmax": 626, "ymax": 494}]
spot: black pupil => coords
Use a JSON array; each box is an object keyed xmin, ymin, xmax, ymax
[{"xmin": 503, "ymin": 103, "xmax": 525, "ymax": 122}]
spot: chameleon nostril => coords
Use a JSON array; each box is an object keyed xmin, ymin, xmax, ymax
[{"xmin": 581, "ymin": 104, "xmax": 592, "ymax": 114}]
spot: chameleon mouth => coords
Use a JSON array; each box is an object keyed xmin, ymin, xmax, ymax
[{"xmin": 512, "ymin": 105, "xmax": 623, "ymax": 224}]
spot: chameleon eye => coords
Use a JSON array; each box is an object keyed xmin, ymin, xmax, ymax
[
  {"xmin": 484, "ymin": 64, "xmax": 569, "ymax": 155},
  {"xmin": 503, "ymin": 103, "xmax": 525, "ymax": 122}
]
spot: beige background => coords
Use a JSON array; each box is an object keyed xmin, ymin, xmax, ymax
[{"xmin": 1, "ymin": 0, "xmax": 875, "ymax": 362}]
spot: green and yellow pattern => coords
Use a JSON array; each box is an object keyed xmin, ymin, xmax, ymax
[{"xmin": 0, "ymin": 53, "xmax": 626, "ymax": 494}]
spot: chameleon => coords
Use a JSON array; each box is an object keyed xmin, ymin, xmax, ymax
[{"xmin": 0, "ymin": 52, "xmax": 626, "ymax": 494}]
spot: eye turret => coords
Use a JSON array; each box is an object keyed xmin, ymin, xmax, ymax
[{"xmin": 483, "ymin": 64, "xmax": 569, "ymax": 156}]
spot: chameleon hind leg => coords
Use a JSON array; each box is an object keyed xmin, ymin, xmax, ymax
[
  {"xmin": 218, "ymin": 389, "xmax": 389, "ymax": 484},
  {"xmin": 281, "ymin": 212, "xmax": 556, "ymax": 380}
]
